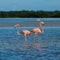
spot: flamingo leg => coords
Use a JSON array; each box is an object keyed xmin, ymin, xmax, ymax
[
  {"xmin": 40, "ymin": 25, "xmax": 44, "ymax": 33},
  {"xmin": 34, "ymin": 33, "xmax": 37, "ymax": 44},
  {"xmin": 24, "ymin": 34, "xmax": 28, "ymax": 45}
]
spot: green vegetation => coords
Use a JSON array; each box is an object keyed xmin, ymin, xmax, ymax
[{"xmin": 0, "ymin": 10, "xmax": 60, "ymax": 18}]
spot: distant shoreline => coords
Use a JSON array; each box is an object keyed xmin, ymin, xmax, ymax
[{"xmin": 0, "ymin": 11, "xmax": 60, "ymax": 18}]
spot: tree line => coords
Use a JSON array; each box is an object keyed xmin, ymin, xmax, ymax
[{"xmin": 0, "ymin": 10, "xmax": 60, "ymax": 18}]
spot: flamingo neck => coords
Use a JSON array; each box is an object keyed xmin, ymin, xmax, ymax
[
  {"xmin": 17, "ymin": 31, "xmax": 20, "ymax": 35},
  {"xmin": 42, "ymin": 28, "xmax": 44, "ymax": 33},
  {"xmin": 40, "ymin": 26, "xmax": 44, "ymax": 33}
]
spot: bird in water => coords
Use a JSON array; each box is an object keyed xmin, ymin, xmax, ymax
[
  {"xmin": 15, "ymin": 24, "xmax": 31, "ymax": 46},
  {"xmin": 30, "ymin": 20, "xmax": 44, "ymax": 44}
]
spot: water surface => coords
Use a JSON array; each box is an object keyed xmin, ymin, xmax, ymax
[
  {"xmin": 0, "ymin": 27, "xmax": 60, "ymax": 60},
  {"xmin": 0, "ymin": 18, "xmax": 60, "ymax": 27},
  {"xmin": 0, "ymin": 18, "xmax": 60, "ymax": 60}
]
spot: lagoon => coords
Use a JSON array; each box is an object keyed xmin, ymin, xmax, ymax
[{"xmin": 0, "ymin": 18, "xmax": 60, "ymax": 60}]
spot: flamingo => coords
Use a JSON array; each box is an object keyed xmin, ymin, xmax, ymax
[
  {"xmin": 15, "ymin": 24, "xmax": 31, "ymax": 46},
  {"xmin": 21, "ymin": 30, "xmax": 31, "ymax": 45},
  {"xmin": 15, "ymin": 24, "xmax": 31, "ymax": 41},
  {"xmin": 30, "ymin": 20, "xmax": 44, "ymax": 43}
]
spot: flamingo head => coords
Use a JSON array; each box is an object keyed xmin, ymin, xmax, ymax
[{"xmin": 15, "ymin": 24, "xmax": 20, "ymax": 27}]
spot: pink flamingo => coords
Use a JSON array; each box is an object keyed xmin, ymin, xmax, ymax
[
  {"xmin": 30, "ymin": 20, "xmax": 44, "ymax": 43},
  {"xmin": 15, "ymin": 24, "xmax": 31, "ymax": 46}
]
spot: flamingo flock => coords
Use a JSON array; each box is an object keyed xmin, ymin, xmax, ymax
[{"xmin": 15, "ymin": 20, "xmax": 44, "ymax": 46}]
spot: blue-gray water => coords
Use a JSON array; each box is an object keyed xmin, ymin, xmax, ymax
[
  {"xmin": 0, "ymin": 18, "xmax": 60, "ymax": 60},
  {"xmin": 0, "ymin": 18, "xmax": 60, "ymax": 22},
  {"xmin": 0, "ymin": 18, "xmax": 60, "ymax": 27}
]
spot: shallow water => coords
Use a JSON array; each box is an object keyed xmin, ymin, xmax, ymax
[
  {"xmin": 0, "ymin": 27, "xmax": 60, "ymax": 60},
  {"xmin": 0, "ymin": 18, "xmax": 60, "ymax": 27},
  {"xmin": 0, "ymin": 18, "xmax": 60, "ymax": 22}
]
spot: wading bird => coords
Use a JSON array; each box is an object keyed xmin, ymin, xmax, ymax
[
  {"xmin": 30, "ymin": 20, "xmax": 44, "ymax": 43},
  {"xmin": 15, "ymin": 24, "xmax": 31, "ymax": 45}
]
